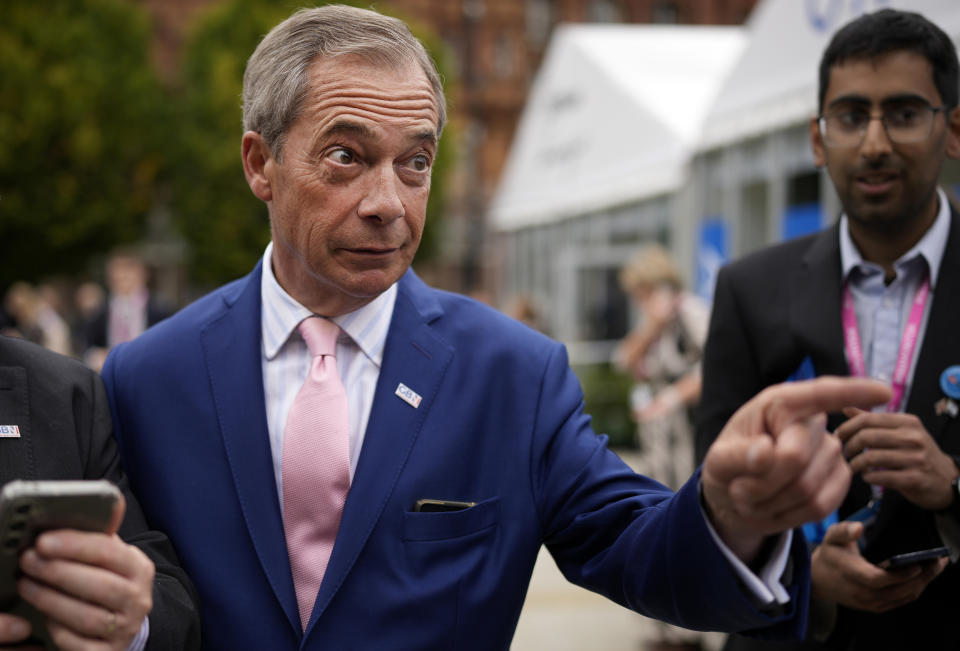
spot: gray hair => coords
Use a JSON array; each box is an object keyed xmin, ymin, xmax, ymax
[{"xmin": 242, "ymin": 4, "xmax": 447, "ymax": 160}]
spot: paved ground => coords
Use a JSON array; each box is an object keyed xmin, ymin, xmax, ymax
[{"xmin": 510, "ymin": 448, "xmax": 726, "ymax": 651}]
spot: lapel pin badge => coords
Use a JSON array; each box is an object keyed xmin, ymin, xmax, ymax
[
  {"xmin": 395, "ymin": 383, "xmax": 422, "ymax": 409},
  {"xmin": 935, "ymin": 366, "xmax": 960, "ymax": 418},
  {"xmin": 0, "ymin": 425, "xmax": 21, "ymax": 438}
]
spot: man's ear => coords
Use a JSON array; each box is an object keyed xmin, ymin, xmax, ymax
[
  {"xmin": 242, "ymin": 131, "xmax": 274, "ymax": 201},
  {"xmin": 945, "ymin": 106, "xmax": 960, "ymax": 160},
  {"xmin": 809, "ymin": 116, "xmax": 827, "ymax": 168}
]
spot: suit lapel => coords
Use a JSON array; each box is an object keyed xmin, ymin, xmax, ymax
[
  {"xmin": 306, "ymin": 271, "xmax": 453, "ymax": 632},
  {"xmin": 0, "ymin": 364, "xmax": 36, "ymax": 480},
  {"xmin": 199, "ymin": 263, "xmax": 300, "ymax": 634},
  {"xmin": 907, "ymin": 208, "xmax": 960, "ymax": 444},
  {"xmin": 789, "ymin": 225, "xmax": 876, "ymax": 510},
  {"xmin": 790, "ymin": 224, "xmax": 848, "ymax": 378}
]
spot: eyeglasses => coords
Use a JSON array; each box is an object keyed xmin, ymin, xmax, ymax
[{"xmin": 818, "ymin": 102, "xmax": 949, "ymax": 148}]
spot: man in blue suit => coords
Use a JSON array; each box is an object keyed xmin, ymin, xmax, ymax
[{"xmin": 102, "ymin": 5, "xmax": 890, "ymax": 650}]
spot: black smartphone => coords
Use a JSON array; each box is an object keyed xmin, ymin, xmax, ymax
[
  {"xmin": 878, "ymin": 546, "xmax": 949, "ymax": 570},
  {"xmin": 0, "ymin": 479, "xmax": 120, "ymax": 648}
]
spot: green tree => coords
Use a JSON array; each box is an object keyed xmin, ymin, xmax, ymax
[
  {"xmin": 171, "ymin": 0, "xmax": 456, "ymax": 287},
  {"xmin": 0, "ymin": 0, "xmax": 165, "ymax": 284}
]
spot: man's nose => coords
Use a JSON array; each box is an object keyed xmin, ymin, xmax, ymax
[
  {"xmin": 358, "ymin": 166, "xmax": 404, "ymax": 223},
  {"xmin": 859, "ymin": 115, "xmax": 894, "ymax": 158}
]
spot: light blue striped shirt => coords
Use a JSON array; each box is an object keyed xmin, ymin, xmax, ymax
[
  {"xmin": 839, "ymin": 187, "xmax": 950, "ymax": 408},
  {"xmin": 259, "ymin": 243, "xmax": 397, "ymax": 506}
]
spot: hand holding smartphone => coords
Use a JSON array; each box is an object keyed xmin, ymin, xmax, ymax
[{"xmin": 0, "ymin": 479, "xmax": 120, "ymax": 648}]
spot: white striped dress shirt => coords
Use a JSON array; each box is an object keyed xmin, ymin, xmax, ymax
[
  {"xmin": 259, "ymin": 243, "xmax": 397, "ymax": 506},
  {"xmin": 839, "ymin": 186, "xmax": 949, "ymax": 408}
]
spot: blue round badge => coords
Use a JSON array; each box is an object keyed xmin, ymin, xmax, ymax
[{"xmin": 940, "ymin": 366, "xmax": 960, "ymax": 400}]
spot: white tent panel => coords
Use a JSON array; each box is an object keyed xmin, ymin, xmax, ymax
[
  {"xmin": 701, "ymin": 0, "xmax": 960, "ymax": 150},
  {"xmin": 490, "ymin": 24, "xmax": 746, "ymax": 231}
]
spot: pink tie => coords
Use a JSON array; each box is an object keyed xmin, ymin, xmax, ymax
[{"xmin": 282, "ymin": 317, "xmax": 351, "ymax": 630}]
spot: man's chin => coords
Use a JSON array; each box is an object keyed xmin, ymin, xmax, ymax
[
  {"xmin": 845, "ymin": 192, "xmax": 903, "ymax": 221},
  {"xmin": 339, "ymin": 269, "xmax": 404, "ymax": 299},
  {"xmin": 846, "ymin": 205, "xmax": 913, "ymax": 234}
]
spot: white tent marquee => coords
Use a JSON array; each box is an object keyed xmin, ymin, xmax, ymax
[
  {"xmin": 702, "ymin": 0, "xmax": 960, "ymax": 150},
  {"xmin": 489, "ymin": 24, "xmax": 746, "ymax": 232}
]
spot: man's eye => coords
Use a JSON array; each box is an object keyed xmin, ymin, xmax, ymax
[
  {"xmin": 886, "ymin": 106, "xmax": 922, "ymax": 127},
  {"xmin": 835, "ymin": 111, "xmax": 869, "ymax": 129},
  {"xmin": 407, "ymin": 154, "xmax": 431, "ymax": 172},
  {"xmin": 326, "ymin": 148, "xmax": 356, "ymax": 165}
]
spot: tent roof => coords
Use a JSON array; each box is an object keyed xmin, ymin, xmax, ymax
[
  {"xmin": 489, "ymin": 24, "xmax": 746, "ymax": 231},
  {"xmin": 700, "ymin": 0, "xmax": 960, "ymax": 150}
]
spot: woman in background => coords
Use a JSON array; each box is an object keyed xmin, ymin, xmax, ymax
[{"xmin": 614, "ymin": 244, "xmax": 710, "ymax": 492}]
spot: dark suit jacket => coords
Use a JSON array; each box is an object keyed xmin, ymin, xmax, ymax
[
  {"xmin": 696, "ymin": 208, "xmax": 960, "ymax": 650},
  {"xmin": 83, "ymin": 297, "xmax": 169, "ymax": 351},
  {"xmin": 103, "ymin": 263, "xmax": 813, "ymax": 650},
  {"xmin": 0, "ymin": 335, "xmax": 200, "ymax": 649}
]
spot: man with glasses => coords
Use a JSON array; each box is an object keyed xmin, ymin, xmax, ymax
[{"xmin": 696, "ymin": 8, "xmax": 960, "ymax": 651}]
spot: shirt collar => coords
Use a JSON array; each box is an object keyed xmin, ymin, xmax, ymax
[
  {"xmin": 839, "ymin": 186, "xmax": 950, "ymax": 288},
  {"xmin": 260, "ymin": 242, "xmax": 397, "ymax": 367}
]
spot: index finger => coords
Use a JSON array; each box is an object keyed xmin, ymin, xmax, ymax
[{"xmin": 763, "ymin": 377, "xmax": 891, "ymax": 435}]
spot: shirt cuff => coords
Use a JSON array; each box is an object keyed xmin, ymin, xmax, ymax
[
  {"xmin": 935, "ymin": 511, "xmax": 960, "ymax": 562},
  {"xmin": 126, "ymin": 616, "xmax": 150, "ymax": 651},
  {"xmin": 701, "ymin": 501, "xmax": 793, "ymax": 606}
]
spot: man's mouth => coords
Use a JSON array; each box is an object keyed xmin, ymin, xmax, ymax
[
  {"xmin": 344, "ymin": 246, "xmax": 399, "ymax": 256},
  {"xmin": 854, "ymin": 170, "xmax": 899, "ymax": 194}
]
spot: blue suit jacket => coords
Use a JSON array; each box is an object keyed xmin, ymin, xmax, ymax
[{"xmin": 103, "ymin": 263, "xmax": 810, "ymax": 650}]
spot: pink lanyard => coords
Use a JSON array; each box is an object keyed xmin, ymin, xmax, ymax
[{"xmin": 841, "ymin": 275, "xmax": 930, "ymax": 413}]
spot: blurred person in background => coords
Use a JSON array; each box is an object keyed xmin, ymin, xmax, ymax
[
  {"xmin": 503, "ymin": 293, "xmax": 546, "ymax": 333},
  {"xmin": 697, "ymin": 9, "xmax": 960, "ymax": 650},
  {"xmin": 613, "ymin": 244, "xmax": 711, "ymax": 651},
  {"xmin": 614, "ymin": 244, "xmax": 709, "ymax": 490},
  {"xmin": 3, "ymin": 281, "xmax": 72, "ymax": 357},
  {"xmin": 83, "ymin": 249, "xmax": 169, "ymax": 372},
  {"xmin": 72, "ymin": 280, "xmax": 106, "ymax": 360}
]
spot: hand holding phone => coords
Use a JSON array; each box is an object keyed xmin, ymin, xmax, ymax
[
  {"xmin": 0, "ymin": 480, "xmax": 120, "ymax": 605},
  {"xmin": 0, "ymin": 480, "xmax": 120, "ymax": 648},
  {"xmin": 811, "ymin": 521, "xmax": 946, "ymax": 613}
]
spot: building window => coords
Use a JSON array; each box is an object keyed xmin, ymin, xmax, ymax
[
  {"xmin": 652, "ymin": 1, "xmax": 679, "ymax": 24},
  {"xmin": 493, "ymin": 32, "xmax": 514, "ymax": 78},
  {"xmin": 462, "ymin": 0, "xmax": 485, "ymax": 21},
  {"xmin": 525, "ymin": 0, "xmax": 552, "ymax": 45},
  {"xmin": 587, "ymin": 0, "xmax": 622, "ymax": 24}
]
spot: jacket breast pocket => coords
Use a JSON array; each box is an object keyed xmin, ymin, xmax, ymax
[
  {"xmin": 402, "ymin": 496, "xmax": 499, "ymax": 542},
  {"xmin": 398, "ymin": 497, "xmax": 500, "ymax": 648}
]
